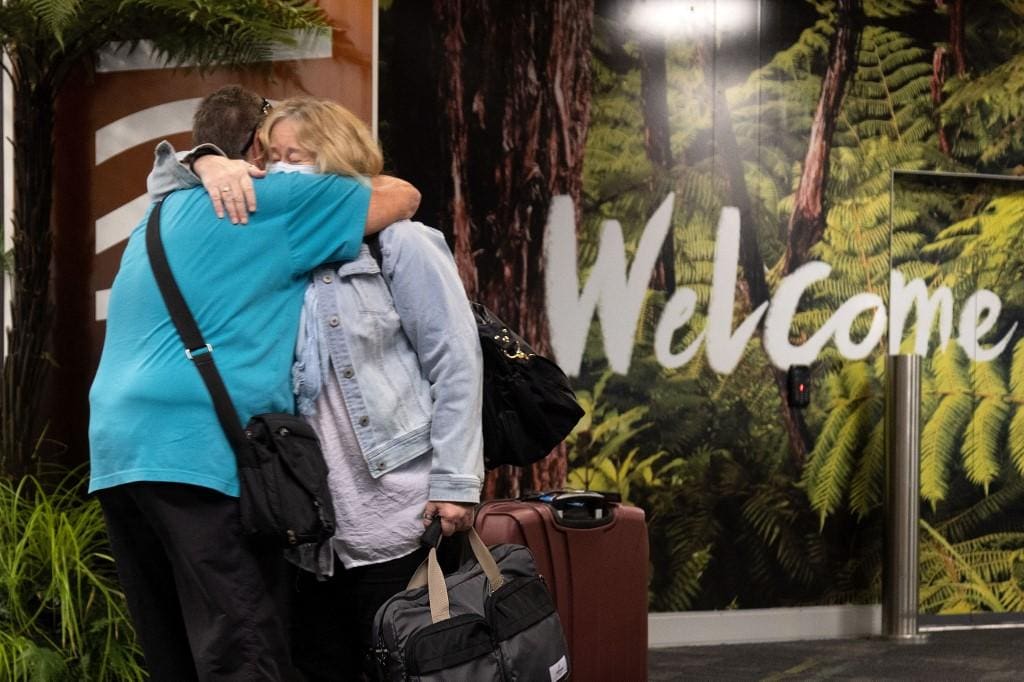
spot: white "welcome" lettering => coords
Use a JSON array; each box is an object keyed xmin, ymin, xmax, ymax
[{"xmin": 544, "ymin": 195, "xmax": 1017, "ymax": 376}]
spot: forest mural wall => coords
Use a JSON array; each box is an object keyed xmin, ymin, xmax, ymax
[{"xmin": 379, "ymin": 0, "xmax": 1024, "ymax": 613}]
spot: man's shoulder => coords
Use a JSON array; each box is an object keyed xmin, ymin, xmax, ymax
[
  {"xmin": 160, "ymin": 184, "xmax": 210, "ymax": 209},
  {"xmin": 254, "ymin": 172, "xmax": 366, "ymax": 209}
]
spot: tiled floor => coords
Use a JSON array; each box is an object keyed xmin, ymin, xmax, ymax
[{"xmin": 648, "ymin": 628, "xmax": 1024, "ymax": 680}]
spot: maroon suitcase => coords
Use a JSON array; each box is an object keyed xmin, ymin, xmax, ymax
[{"xmin": 475, "ymin": 491, "xmax": 648, "ymax": 682}]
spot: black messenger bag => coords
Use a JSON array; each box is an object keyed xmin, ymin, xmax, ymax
[{"xmin": 145, "ymin": 200, "xmax": 335, "ymax": 547}]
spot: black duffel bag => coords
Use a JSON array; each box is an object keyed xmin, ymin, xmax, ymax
[{"xmin": 372, "ymin": 523, "xmax": 570, "ymax": 681}]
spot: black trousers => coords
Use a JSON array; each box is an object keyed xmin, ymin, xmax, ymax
[
  {"xmin": 98, "ymin": 482, "xmax": 299, "ymax": 682},
  {"xmin": 290, "ymin": 547, "xmax": 429, "ymax": 682}
]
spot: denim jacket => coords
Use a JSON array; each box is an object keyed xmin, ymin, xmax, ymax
[
  {"xmin": 147, "ymin": 144, "xmax": 484, "ymax": 502},
  {"xmin": 296, "ymin": 223, "xmax": 484, "ymax": 501}
]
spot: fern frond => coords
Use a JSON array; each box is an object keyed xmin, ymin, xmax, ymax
[
  {"xmin": 849, "ymin": 418, "xmax": 886, "ymax": 518},
  {"xmin": 940, "ymin": 481, "xmax": 1024, "ymax": 543},
  {"xmin": 960, "ymin": 363, "xmax": 1010, "ymax": 491},
  {"xmin": 921, "ymin": 392, "xmax": 972, "ymax": 504},
  {"xmin": 919, "ymin": 520, "xmax": 1006, "ymax": 612}
]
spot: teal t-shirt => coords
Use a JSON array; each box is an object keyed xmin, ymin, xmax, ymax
[{"xmin": 88, "ymin": 172, "xmax": 370, "ymax": 496}]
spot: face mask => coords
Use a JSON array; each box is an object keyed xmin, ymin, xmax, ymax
[{"xmin": 267, "ymin": 161, "xmax": 317, "ymax": 174}]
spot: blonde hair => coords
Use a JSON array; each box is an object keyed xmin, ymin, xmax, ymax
[{"xmin": 258, "ymin": 97, "xmax": 383, "ymax": 177}]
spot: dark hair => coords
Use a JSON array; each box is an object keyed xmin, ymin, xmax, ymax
[{"xmin": 192, "ymin": 85, "xmax": 265, "ymax": 159}]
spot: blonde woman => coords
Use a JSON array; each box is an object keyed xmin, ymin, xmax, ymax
[{"xmin": 262, "ymin": 99, "xmax": 483, "ymax": 679}]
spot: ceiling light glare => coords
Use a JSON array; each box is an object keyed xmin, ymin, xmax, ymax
[{"xmin": 628, "ymin": 0, "xmax": 756, "ymax": 39}]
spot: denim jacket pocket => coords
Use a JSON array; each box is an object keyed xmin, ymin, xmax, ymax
[{"xmin": 335, "ymin": 253, "xmax": 391, "ymax": 313}]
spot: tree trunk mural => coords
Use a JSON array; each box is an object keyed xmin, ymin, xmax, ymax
[
  {"xmin": 696, "ymin": 37, "xmax": 811, "ymax": 470},
  {"xmin": 947, "ymin": 0, "xmax": 966, "ymax": 76},
  {"xmin": 639, "ymin": 31, "xmax": 676, "ymax": 296},
  {"xmin": 781, "ymin": 0, "xmax": 862, "ymax": 277},
  {"xmin": 715, "ymin": 90, "xmax": 812, "ymax": 468},
  {"xmin": 931, "ymin": 0, "xmax": 966, "ymax": 154},
  {"xmin": 1, "ymin": 60, "xmax": 56, "ymax": 476},
  {"xmin": 433, "ymin": 0, "xmax": 594, "ymax": 497},
  {"xmin": 931, "ymin": 45, "xmax": 950, "ymax": 154},
  {"xmin": 776, "ymin": 0, "xmax": 861, "ymax": 466}
]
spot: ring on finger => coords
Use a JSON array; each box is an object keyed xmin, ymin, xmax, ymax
[{"xmin": 221, "ymin": 186, "xmax": 232, "ymax": 193}]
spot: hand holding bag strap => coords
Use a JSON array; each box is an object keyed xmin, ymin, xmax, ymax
[
  {"xmin": 144, "ymin": 200, "xmax": 250, "ymax": 457},
  {"xmin": 408, "ymin": 527, "xmax": 504, "ymax": 591},
  {"xmin": 407, "ymin": 515, "xmax": 443, "ymax": 589},
  {"xmin": 409, "ymin": 528, "xmax": 506, "ymax": 624}
]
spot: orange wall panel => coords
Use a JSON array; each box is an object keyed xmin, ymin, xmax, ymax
[{"xmin": 51, "ymin": 0, "xmax": 375, "ymax": 461}]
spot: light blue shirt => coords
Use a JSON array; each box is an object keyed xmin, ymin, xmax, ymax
[{"xmin": 88, "ymin": 169, "xmax": 371, "ymax": 496}]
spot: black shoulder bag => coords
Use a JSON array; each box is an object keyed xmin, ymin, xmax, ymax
[
  {"xmin": 145, "ymin": 200, "xmax": 336, "ymax": 547},
  {"xmin": 366, "ymin": 234, "xmax": 584, "ymax": 470}
]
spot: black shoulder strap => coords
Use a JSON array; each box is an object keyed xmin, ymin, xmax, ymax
[
  {"xmin": 365, "ymin": 232, "xmax": 383, "ymax": 268},
  {"xmin": 144, "ymin": 200, "xmax": 250, "ymax": 457}
]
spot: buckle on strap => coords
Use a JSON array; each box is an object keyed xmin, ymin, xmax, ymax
[{"xmin": 185, "ymin": 344, "xmax": 213, "ymax": 361}]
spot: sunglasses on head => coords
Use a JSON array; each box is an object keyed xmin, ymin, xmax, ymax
[{"xmin": 240, "ymin": 97, "xmax": 273, "ymax": 157}]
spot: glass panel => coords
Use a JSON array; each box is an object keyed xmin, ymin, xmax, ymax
[{"xmin": 892, "ymin": 171, "xmax": 1024, "ymax": 621}]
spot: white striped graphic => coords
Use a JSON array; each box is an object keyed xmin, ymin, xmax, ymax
[
  {"xmin": 95, "ymin": 193, "xmax": 150, "ymax": 255},
  {"xmin": 95, "ymin": 289, "xmax": 111, "ymax": 322},
  {"xmin": 95, "ymin": 99, "xmax": 200, "ymax": 166}
]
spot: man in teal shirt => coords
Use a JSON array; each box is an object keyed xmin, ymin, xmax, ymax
[{"xmin": 88, "ymin": 86, "xmax": 419, "ymax": 681}]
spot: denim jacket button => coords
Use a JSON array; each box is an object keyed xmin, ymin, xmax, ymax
[
  {"xmin": 322, "ymin": 273, "xmax": 333, "ymax": 284},
  {"xmin": 342, "ymin": 367, "xmax": 354, "ymax": 379},
  {"xmin": 328, "ymin": 316, "xmax": 340, "ymax": 327},
  {"xmin": 358, "ymin": 416, "xmax": 370, "ymax": 427}
]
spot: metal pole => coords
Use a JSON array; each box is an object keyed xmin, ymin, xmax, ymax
[{"xmin": 883, "ymin": 354, "xmax": 927, "ymax": 642}]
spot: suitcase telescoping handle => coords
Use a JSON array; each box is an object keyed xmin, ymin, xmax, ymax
[{"xmin": 533, "ymin": 490, "xmax": 617, "ymax": 528}]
